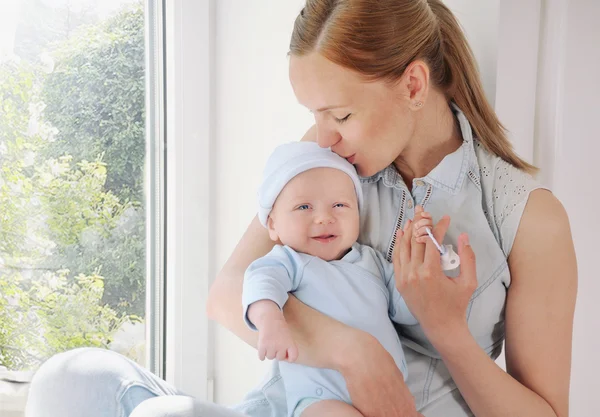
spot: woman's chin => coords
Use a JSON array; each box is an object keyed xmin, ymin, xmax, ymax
[{"xmin": 356, "ymin": 164, "xmax": 380, "ymax": 178}]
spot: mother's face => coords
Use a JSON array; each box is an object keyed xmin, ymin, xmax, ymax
[{"xmin": 289, "ymin": 52, "xmax": 415, "ymax": 177}]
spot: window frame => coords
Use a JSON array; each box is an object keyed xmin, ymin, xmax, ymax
[{"xmin": 162, "ymin": 0, "xmax": 214, "ymax": 401}]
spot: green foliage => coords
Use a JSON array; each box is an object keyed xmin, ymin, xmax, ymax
[
  {"xmin": 41, "ymin": 3, "xmax": 146, "ymax": 203},
  {"xmin": 0, "ymin": 270, "xmax": 132, "ymax": 370},
  {"xmin": 38, "ymin": 4, "xmax": 148, "ymax": 316},
  {"xmin": 0, "ymin": 3, "xmax": 147, "ymax": 370}
]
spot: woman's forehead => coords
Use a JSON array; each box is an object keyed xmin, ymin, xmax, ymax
[{"xmin": 289, "ymin": 53, "xmax": 369, "ymax": 110}]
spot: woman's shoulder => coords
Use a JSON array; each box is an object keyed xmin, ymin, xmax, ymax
[{"xmin": 472, "ymin": 139, "xmax": 549, "ymax": 257}]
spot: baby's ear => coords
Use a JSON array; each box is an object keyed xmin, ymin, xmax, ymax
[{"xmin": 267, "ymin": 216, "xmax": 279, "ymax": 242}]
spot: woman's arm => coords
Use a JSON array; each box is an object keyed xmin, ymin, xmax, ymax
[{"xmin": 435, "ymin": 190, "xmax": 577, "ymax": 417}]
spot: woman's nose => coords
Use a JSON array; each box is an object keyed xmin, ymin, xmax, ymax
[{"xmin": 316, "ymin": 124, "xmax": 341, "ymax": 149}]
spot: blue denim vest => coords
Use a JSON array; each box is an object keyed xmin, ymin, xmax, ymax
[{"xmin": 233, "ymin": 105, "xmax": 545, "ymax": 417}]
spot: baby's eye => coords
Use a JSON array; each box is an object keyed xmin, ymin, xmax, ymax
[
  {"xmin": 334, "ymin": 203, "xmax": 346, "ymax": 208},
  {"xmin": 297, "ymin": 204, "xmax": 310, "ymax": 210}
]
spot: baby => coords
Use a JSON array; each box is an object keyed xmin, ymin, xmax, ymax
[{"xmin": 242, "ymin": 142, "xmax": 428, "ymax": 417}]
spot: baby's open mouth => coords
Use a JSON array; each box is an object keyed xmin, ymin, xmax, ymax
[{"xmin": 312, "ymin": 235, "xmax": 337, "ymax": 243}]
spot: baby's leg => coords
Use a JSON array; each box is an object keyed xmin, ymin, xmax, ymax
[{"xmin": 300, "ymin": 399, "xmax": 364, "ymax": 417}]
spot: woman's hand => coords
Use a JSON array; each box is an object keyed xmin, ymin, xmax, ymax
[
  {"xmin": 392, "ymin": 206, "xmax": 478, "ymax": 349},
  {"xmin": 339, "ymin": 334, "xmax": 423, "ymax": 417}
]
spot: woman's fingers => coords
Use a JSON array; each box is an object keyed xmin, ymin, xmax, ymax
[
  {"xmin": 410, "ymin": 206, "xmax": 427, "ymax": 265},
  {"xmin": 431, "ymin": 214, "xmax": 450, "ymax": 244},
  {"xmin": 457, "ymin": 233, "xmax": 477, "ymax": 291},
  {"xmin": 392, "ymin": 229, "xmax": 403, "ymax": 270},
  {"xmin": 401, "ymin": 219, "xmax": 413, "ymax": 268},
  {"xmin": 393, "ymin": 220, "xmax": 412, "ymax": 288},
  {"xmin": 424, "ymin": 215, "xmax": 451, "ymax": 266}
]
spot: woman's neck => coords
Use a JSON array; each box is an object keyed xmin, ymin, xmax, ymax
[{"xmin": 393, "ymin": 98, "xmax": 463, "ymax": 185}]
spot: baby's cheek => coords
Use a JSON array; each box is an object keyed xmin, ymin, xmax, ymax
[{"xmin": 289, "ymin": 222, "xmax": 309, "ymax": 243}]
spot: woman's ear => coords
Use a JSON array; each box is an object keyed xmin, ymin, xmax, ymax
[
  {"xmin": 402, "ymin": 59, "xmax": 431, "ymax": 109},
  {"xmin": 267, "ymin": 216, "xmax": 279, "ymax": 242}
]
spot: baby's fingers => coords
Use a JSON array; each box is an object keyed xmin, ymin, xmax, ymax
[
  {"xmin": 413, "ymin": 218, "xmax": 434, "ymax": 242},
  {"xmin": 275, "ymin": 348, "xmax": 287, "ymax": 361},
  {"xmin": 287, "ymin": 344, "xmax": 299, "ymax": 363},
  {"xmin": 258, "ymin": 345, "xmax": 267, "ymax": 361},
  {"xmin": 265, "ymin": 345, "xmax": 278, "ymax": 361}
]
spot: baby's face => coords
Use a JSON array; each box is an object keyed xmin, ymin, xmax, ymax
[{"xmin": 268, "ymin": 167, "xmax": 360, "ymax": 261}]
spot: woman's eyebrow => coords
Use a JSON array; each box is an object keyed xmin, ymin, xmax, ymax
[{"xmin": 310, "ymin": 104, "xmax": 348, "ymax": 113}]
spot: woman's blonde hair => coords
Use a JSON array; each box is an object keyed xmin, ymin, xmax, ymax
[{"xmin": 290, "ymin": 0, "xmax": 536, "ymax": 173}]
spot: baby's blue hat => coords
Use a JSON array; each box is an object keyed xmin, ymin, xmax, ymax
[{"xmin": 258, "ymin": 141, "xmax": 363, "ymax": 227}]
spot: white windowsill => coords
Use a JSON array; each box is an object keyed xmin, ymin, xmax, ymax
[{"xmin": 0, "ymin": 369, "xmax": 33, "ymax": 417}]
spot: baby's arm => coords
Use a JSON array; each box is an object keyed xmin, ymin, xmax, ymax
[
  {"xmin": 247, "ymin": 299, "xmax": 298, "ymax": 361},
  {"xmin": 243, "ymin": 245, "xmax": 305, "ymax": 361}
]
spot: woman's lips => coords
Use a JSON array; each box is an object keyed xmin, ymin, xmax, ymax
[{"xmin": 312, "ymin": 235, "xmax": 337, "ymax": 243}]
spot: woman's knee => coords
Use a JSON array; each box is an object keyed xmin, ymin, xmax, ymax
[
  {"xmin": 31, "ymin": 347, "xmax": 131, "ymax": 388},
  {"xmin": 27, "ymin": 347, "xmax": 137, "ymax": 416}
]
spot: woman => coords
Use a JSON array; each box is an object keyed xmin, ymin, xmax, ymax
[{"xmin": 26, "ymin": 1, "xmax": 577, "ymax": 416}]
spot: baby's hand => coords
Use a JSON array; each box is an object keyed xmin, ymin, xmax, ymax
[
  {"xmin": 257, "ymin": 316, "xmax": 299, "ymax": 362},
  {"xmin": 412, "ymin": 211, "xmax": 434, "ymax": 243}
]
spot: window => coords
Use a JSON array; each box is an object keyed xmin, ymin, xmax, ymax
[{"xmin": 0, "ymin": 0, "xmax": 165, "ymax": 378}]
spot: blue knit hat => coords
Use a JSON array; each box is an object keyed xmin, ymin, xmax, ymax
[{"xmin": 257, "ymin": 142, "xmax": 363, "ymax": 227}]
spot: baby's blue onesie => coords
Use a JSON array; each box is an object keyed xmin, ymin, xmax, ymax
[{"xmin": 242, "ymin": 243, "xmax": 418, "ymax": 417}]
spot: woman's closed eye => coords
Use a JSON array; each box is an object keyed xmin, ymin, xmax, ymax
[{"xmin": 334, "ymin": 113, "xmax": 351, "ymax": 124}]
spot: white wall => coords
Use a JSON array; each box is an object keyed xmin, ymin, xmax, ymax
[
  {"xmin": 558, "ymin": 1, "xmax": 600, "ymax": 415},
  {"xmin": 212, "ymin": 0, "xmax": 310, "ymax": 405},
  {"xmin": 496, "ymin": 2, "xmax": 600, "ymax": 415},
  {"xmin": 443, "ymin": 0, "xmax": 500, "ymax": 106},
  {"xmin": 211, "ymin": 0, "xmax": 501, "ymax": 405}
]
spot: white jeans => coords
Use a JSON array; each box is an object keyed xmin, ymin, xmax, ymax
[{"xmin": 25, "ymin": 348, "xmax": 247, "ymax": 417}]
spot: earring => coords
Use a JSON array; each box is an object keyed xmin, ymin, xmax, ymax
[{"xmin": 415, "ymin": 101, "xmax": 424, "ymax": 108}]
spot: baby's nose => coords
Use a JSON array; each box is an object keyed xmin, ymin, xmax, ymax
[{"xmin": 315, "ymin": 212, "xmax": 335, "ymax": 224}]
